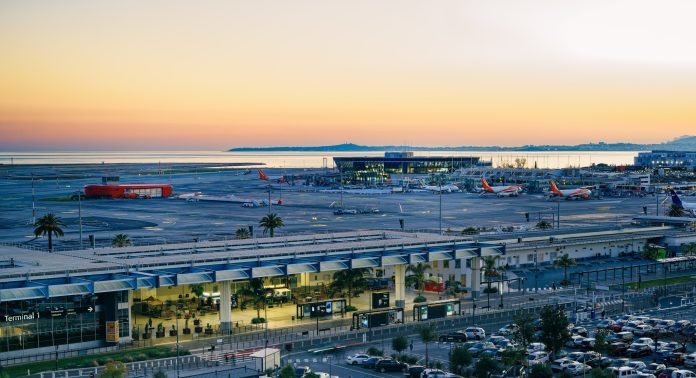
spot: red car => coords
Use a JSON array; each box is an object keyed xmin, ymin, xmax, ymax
[
  {"xmin": 666, "ymin": 353, "xmax": 685, "ymax": 366},
  {"xmin": 658, "ymin": 367, "xmax": 680, "ymax": 378}
]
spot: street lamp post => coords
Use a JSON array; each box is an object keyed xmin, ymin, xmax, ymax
[
  {"xmin": 175, "ymin": 305, "xmax": 180, "ymax": 378},
  {"xmin": 78, "ymin": 191, "xmax": 83, "ymax": 249}
]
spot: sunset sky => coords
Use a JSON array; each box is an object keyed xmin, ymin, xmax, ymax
[{"xmin": 1, "ymin": 0, "xmax": 696, "ymax": 150}]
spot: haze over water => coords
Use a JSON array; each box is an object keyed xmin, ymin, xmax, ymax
[{"xmin": 0, "ymin": 151, "xmax": 641, "ymax": 169}]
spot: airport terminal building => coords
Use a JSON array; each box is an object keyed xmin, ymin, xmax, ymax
[
  {"xmin": 0, "ymin": 226, "xmax": 680, "ymax": 362},
  {"xmin": 634, "ymin": 150, "xmax": 696, "ymax": 170},
  {"xmin": 333, "ymin": 152, "xmax": 491, "ymax": 183}
]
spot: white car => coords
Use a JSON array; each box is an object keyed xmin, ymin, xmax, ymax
[
  {"xmin": 566, "ymin": 335, "xmax": 585, "ymax": 348},
  {"xmin": 498, "ymin": 324, "xmax": 519, "ymax": 336},
  {"xmin": 565, "ymin": 362, "xmax": 591, "ymax": 375},
  {"xmin": 346, "ymin": 353, "xmax": 371, "ymax": 365},
  {"xmin": 528, "ymin": 351, "xmax": 549, "ymax": 365},
  {"xmin": 527, "ymin": 342, "xmax": 546, "ymax": 354},
  {"xmin": 673, "ymin": 370, "xmax": 696, "ymax": 378},
  {"xmin": 465, "ymin": 327, "xmax": 486, "ymax": 340},
  {"xmin": 550, "ymin": 358, "xmax": 575, "ymax": 372},
  {"xmin": 631, "ymin": 337, "xmax": 655, "ymax": 347},
  {"xmin": 628, "ymin": 361, "xmax": 647, "ymax": 371},
  {"xmin": 633, "ymin": 324, "xmax": 653, "ymax": 336},
  {"xmin": 684, "ymin": 353, "xmax": 696, "ymax": 368}
]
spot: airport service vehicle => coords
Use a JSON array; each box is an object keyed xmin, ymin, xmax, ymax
[
  {"xmin": 480, "ymin": 178, "xmax": 522, "ymax": 197},
  {"xmin": 333, "ymin": 208, "xmax": 358, "ymax": 215},
  {"xmin": 346, "ymin": 353, "xmax": 371, "ymax": 365},
  {"xmin": 439, "ymin": 332, "xmax": 468, "ymax": 342},
  {"xmin": 84, "ymin": 184, "xmax": 173, "ymax": 199},
  {"xmin": 375, "ymin": 359, "xmax": 407, "ymax": 373},
  {"xmin": 685, "ymin": 353, "xmax": 696, "ymax": 368},
  {"xmin": 549, "ymin": 180, "xmax": 592, "ymax": 200},
  {"xmin": 528, "ymin": 351, "xmax": 549, "ymax": 365},
  {"xmin": 465, "ymin": 327, "xmax": 486, "ymax": 340},
  {"xmin": 670, "ymin": 190, "xmax": 696, "ymax": 217}
]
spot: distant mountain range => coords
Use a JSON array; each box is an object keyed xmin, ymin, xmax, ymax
[{"xmin": 229, "ymin": 136, "xmax": 696, "ymax": 152}]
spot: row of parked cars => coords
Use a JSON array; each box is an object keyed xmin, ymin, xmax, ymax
[{"xmin": 346, "ymin": 353, "xmax": 462, "ymax": 377}]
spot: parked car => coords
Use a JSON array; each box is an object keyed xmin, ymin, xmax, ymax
[
  {"xmin": 346, "ymin": 353, "xmax": 371, "ymax": 365},
  {"xmin": 550, "ymin": 358, "xmax": 576, "ymax": 373},
  {"xmin": 633, "ymin": 324, "xmax": 654, "ymax": 336},
  {"xmin": 405, "ymin": 365, "xmax": 426, "ymax": 378},
  {"xmin": 685, "ymin": 353, "xmax": 696, "ymax": 368},
  {"xmin": 567, "ymin": 335, "xmax": 586, "ymax": 348},
  {"xmin": 439, "ymin": 332, "xmax": 468, "ymax": 342},
  {"xmin": 628, "ymin": 344, "xmax": 653, "ymax": 358},
  {"xmin": 375, "ymin": 359, "xmax": 407, "ymax": 373},
  {"xmin": 468, "ymin": 342, "xmax": 495, "ymax": 357},
  {"xmin": 565, "ymin": 362, "xmax": 591, "ymax": 376},
  {"xmin": 609, "ymin": 358, "xmax": 630, "ymax": 369},
  {"xmin": 528, "ymin": 351, "xmax": 549, "ymax": 365},
  {"xmin": 641, "ymin": 363, "xmax": 667, "ymax": 376},
  {"xmin": 572, "ymin": 326, "xmax": 589, "ymax": 337},
  {"xmin": 361, "ymin": 357, "xmax": 382, "ymax": 369},
  {"xmin": 631, "ymin": 337, "xmax": 655, "ymax": 347},
  {"xmin": 658, "ymin": 367, "xmax": 680, "ymax": 378},
  {"xmin": 608, "ymin": 331, "xmax": 634, "ymax": 343},
  {"xmin": 628, "ymin": 361, "xmax": 647, "ymax": 371},
  {"xmin": 598, "ymin": 357, "xmax": 614, "ymax": 369},
  {"xmin": 465, "ymin": 327, "xmax": 486, "ymax": 340},
  {"xmin": 497, "ymin": 324, "xmax": 519, "ymax": 336},
  {"xmin": 526, "ymin": 342, "xmax": 546, "ymax": 354},
  {"xmin": 666, "ymin": 353, "xmax": 686, "ymax": 366},
  {"xmin": 672, "ymin": 370, "xmax": 696, "ymax": 378},
  {"xmin": 597, "ymin": 319, "xmax": 616, "ymax": 329},
  {"xmin": 294, "ymin": 366, "xmax": 312, "ymax": 378},
  {"xmin": 579, "ymin": 338, "xmax": 596, "ymax": 351},
  {"xmin": 609, "ymin": 342, "xmax": 629, "ymax": 356}
]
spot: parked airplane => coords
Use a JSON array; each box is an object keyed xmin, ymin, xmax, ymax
[
  {"xmin": 549, "ymin": 180, "xmax": 591, "ymax": 200},
  {"xmin": 258, "ymin": 170, "xmax": 287, "ymax": 183},
  {"xmin": 418, "ymin": 180, "xmax": 461, "ymax": 193},
  {"xmin": 480, "ymin": 178, "xmax": 523, "ymax": 197},
  {"xmin": 670, "ymin": 190, "xmax": 696, "ymax": 216}
]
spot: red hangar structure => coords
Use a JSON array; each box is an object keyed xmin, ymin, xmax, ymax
[{"xmin": 84, "ymin": 184, "xmax": 173, "ymax": 199}]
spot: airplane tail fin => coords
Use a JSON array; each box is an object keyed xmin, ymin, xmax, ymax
[
  {"xmin": 481, "ymin": 177, "xmax": 493, "ymax": 191},
  {"xmin": 550, "ymin": 180, "xmax": 562, "ymax": 194},
  {"xmin": 258, "ymin": 170, "xmax": 268, "ymax": 181},
  {"xmin": 670, "ymin": 190, "xmax": 684, "ymax": 208}
]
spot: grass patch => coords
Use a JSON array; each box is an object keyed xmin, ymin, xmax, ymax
[
  {"xmin": 3, "ymin": 345, "xmax": 188, "ymax": 377},
  {"xmin": 623, "ymin": 275, "xmax": 696, "ymax": 290}
]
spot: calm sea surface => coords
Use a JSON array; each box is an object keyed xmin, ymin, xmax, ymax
[{"xmin": 0, "ymin": 150, "xmax": 642, "ymax": 169}]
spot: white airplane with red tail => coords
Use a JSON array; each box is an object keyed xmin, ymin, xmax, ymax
[
  {"xmin": 480, "ymin": 178, "xmax": 523, "ymax": 197},
  {"xmin": 258, "ymin": 170, "xmax": 287, "ymax": 184},
  {"xmin": 549, "ymin": 180, "xmax": 592, "ymax": 200}
]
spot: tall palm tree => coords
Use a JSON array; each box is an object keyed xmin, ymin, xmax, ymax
[
  {"xmin": 112, "ymin": 234, "xmax": 132, "ymax": 247},
  {"xmin": 554, "ymin": 253, "xmax": 577, "ymax": 284},
  {"xmin": 329, "ymin": 268, "xmax": 371, "ymax": 306},
  {"xmin": 482, "ymin": 256, "xmax": 500, "ymax": 280},
  {"xmin": 417, "ymin": 324, "xmax": 438, "ymax": 365},
  {"xmin": 235, "ymin": 227, "xmax": 251, "ymax": 240},
  {"xmin": 240, "ymin": 278, "xmax": 272, "ymax": 321},
  {"xmin": 33, "ymin": 213, "xmax": 66, "ymax": 252},
  {"xmin": 406, "ymin": 262, "xmax": 431, "ymax": 296},
  {"xmin": 259, "ymin": 213, "xmax": 284, "ymax": 237},
  {"xmin": 667, "ymin": 204, "xmax": 686, "ymax": 217}
]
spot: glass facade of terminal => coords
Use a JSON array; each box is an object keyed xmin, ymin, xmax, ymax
[
  {"xmin": 334, "ymin": 155, "xmax": 489, "ymax": 183},
  {"xmin": 0, "ymin": 292, "xmax": 128, "ymax": 353}
]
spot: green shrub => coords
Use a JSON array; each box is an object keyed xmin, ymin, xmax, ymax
[
  {"xmin": 153, "ymin": 370, "xmax": 168, "ymax": 378},
  {"xmin": 366, "ymin": 347, "xmax": 383, "ymax": 356},
  {"xmin": 345, "ymin": 305, "xmax": 358, "ymax": 312},
  {"xmin": 483, "ymin": 286, "xmax": 498, "ymax": 294},
  {"xmin": 251, "ymin": 317, "xmax": 266, "ymax": 324},
  {"xmin": 413, "ymin": 295, "xmax": 427, "ymax": 303},
  {"xmin": 97, "ymin": 358, "xmax": 113, "ymax": 366}
]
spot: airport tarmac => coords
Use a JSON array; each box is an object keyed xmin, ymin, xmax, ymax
[{"xmin": 0, "ymin": 165, "xmax": 661, "ymax": 250}]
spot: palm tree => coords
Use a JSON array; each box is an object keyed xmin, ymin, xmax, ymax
[
  {"xmin": 240, "ymin": 278, "xmax": 272, "ymax": 321},
  {"xmin": 329, "ymin": 268, "xmax": 371, "ymax": 306},
  {"xmin": 33, "ymin": 213, "xmax": 66, "ymax": 252},
  {"xmin": 667, "ymin": 204, "xmax": 686, "ymax": 217},
  {"xmin": 259, "ymin": 213, "xmax": 284, "ymax": 237},
  {"xmin": 482, "ymin": 256, "xmax": 500, "ymax": 280},
  {"xmin": 406, "ymin": 262, "xmax": 431, "ymax": 296},
  {"xmin": 554, "ymin": 253, "xmax": 576, "ymax": 285},
  {"xmin": 112, "ymin": 234, "xmax": 132, "ymax": 247},
  {"xmin": 235, "ymin": 227, "xmax": 251, "ymax": 240},
  {"xmin": 417, "ymin": 324, "xmax": 438, "ymax": 365}
]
